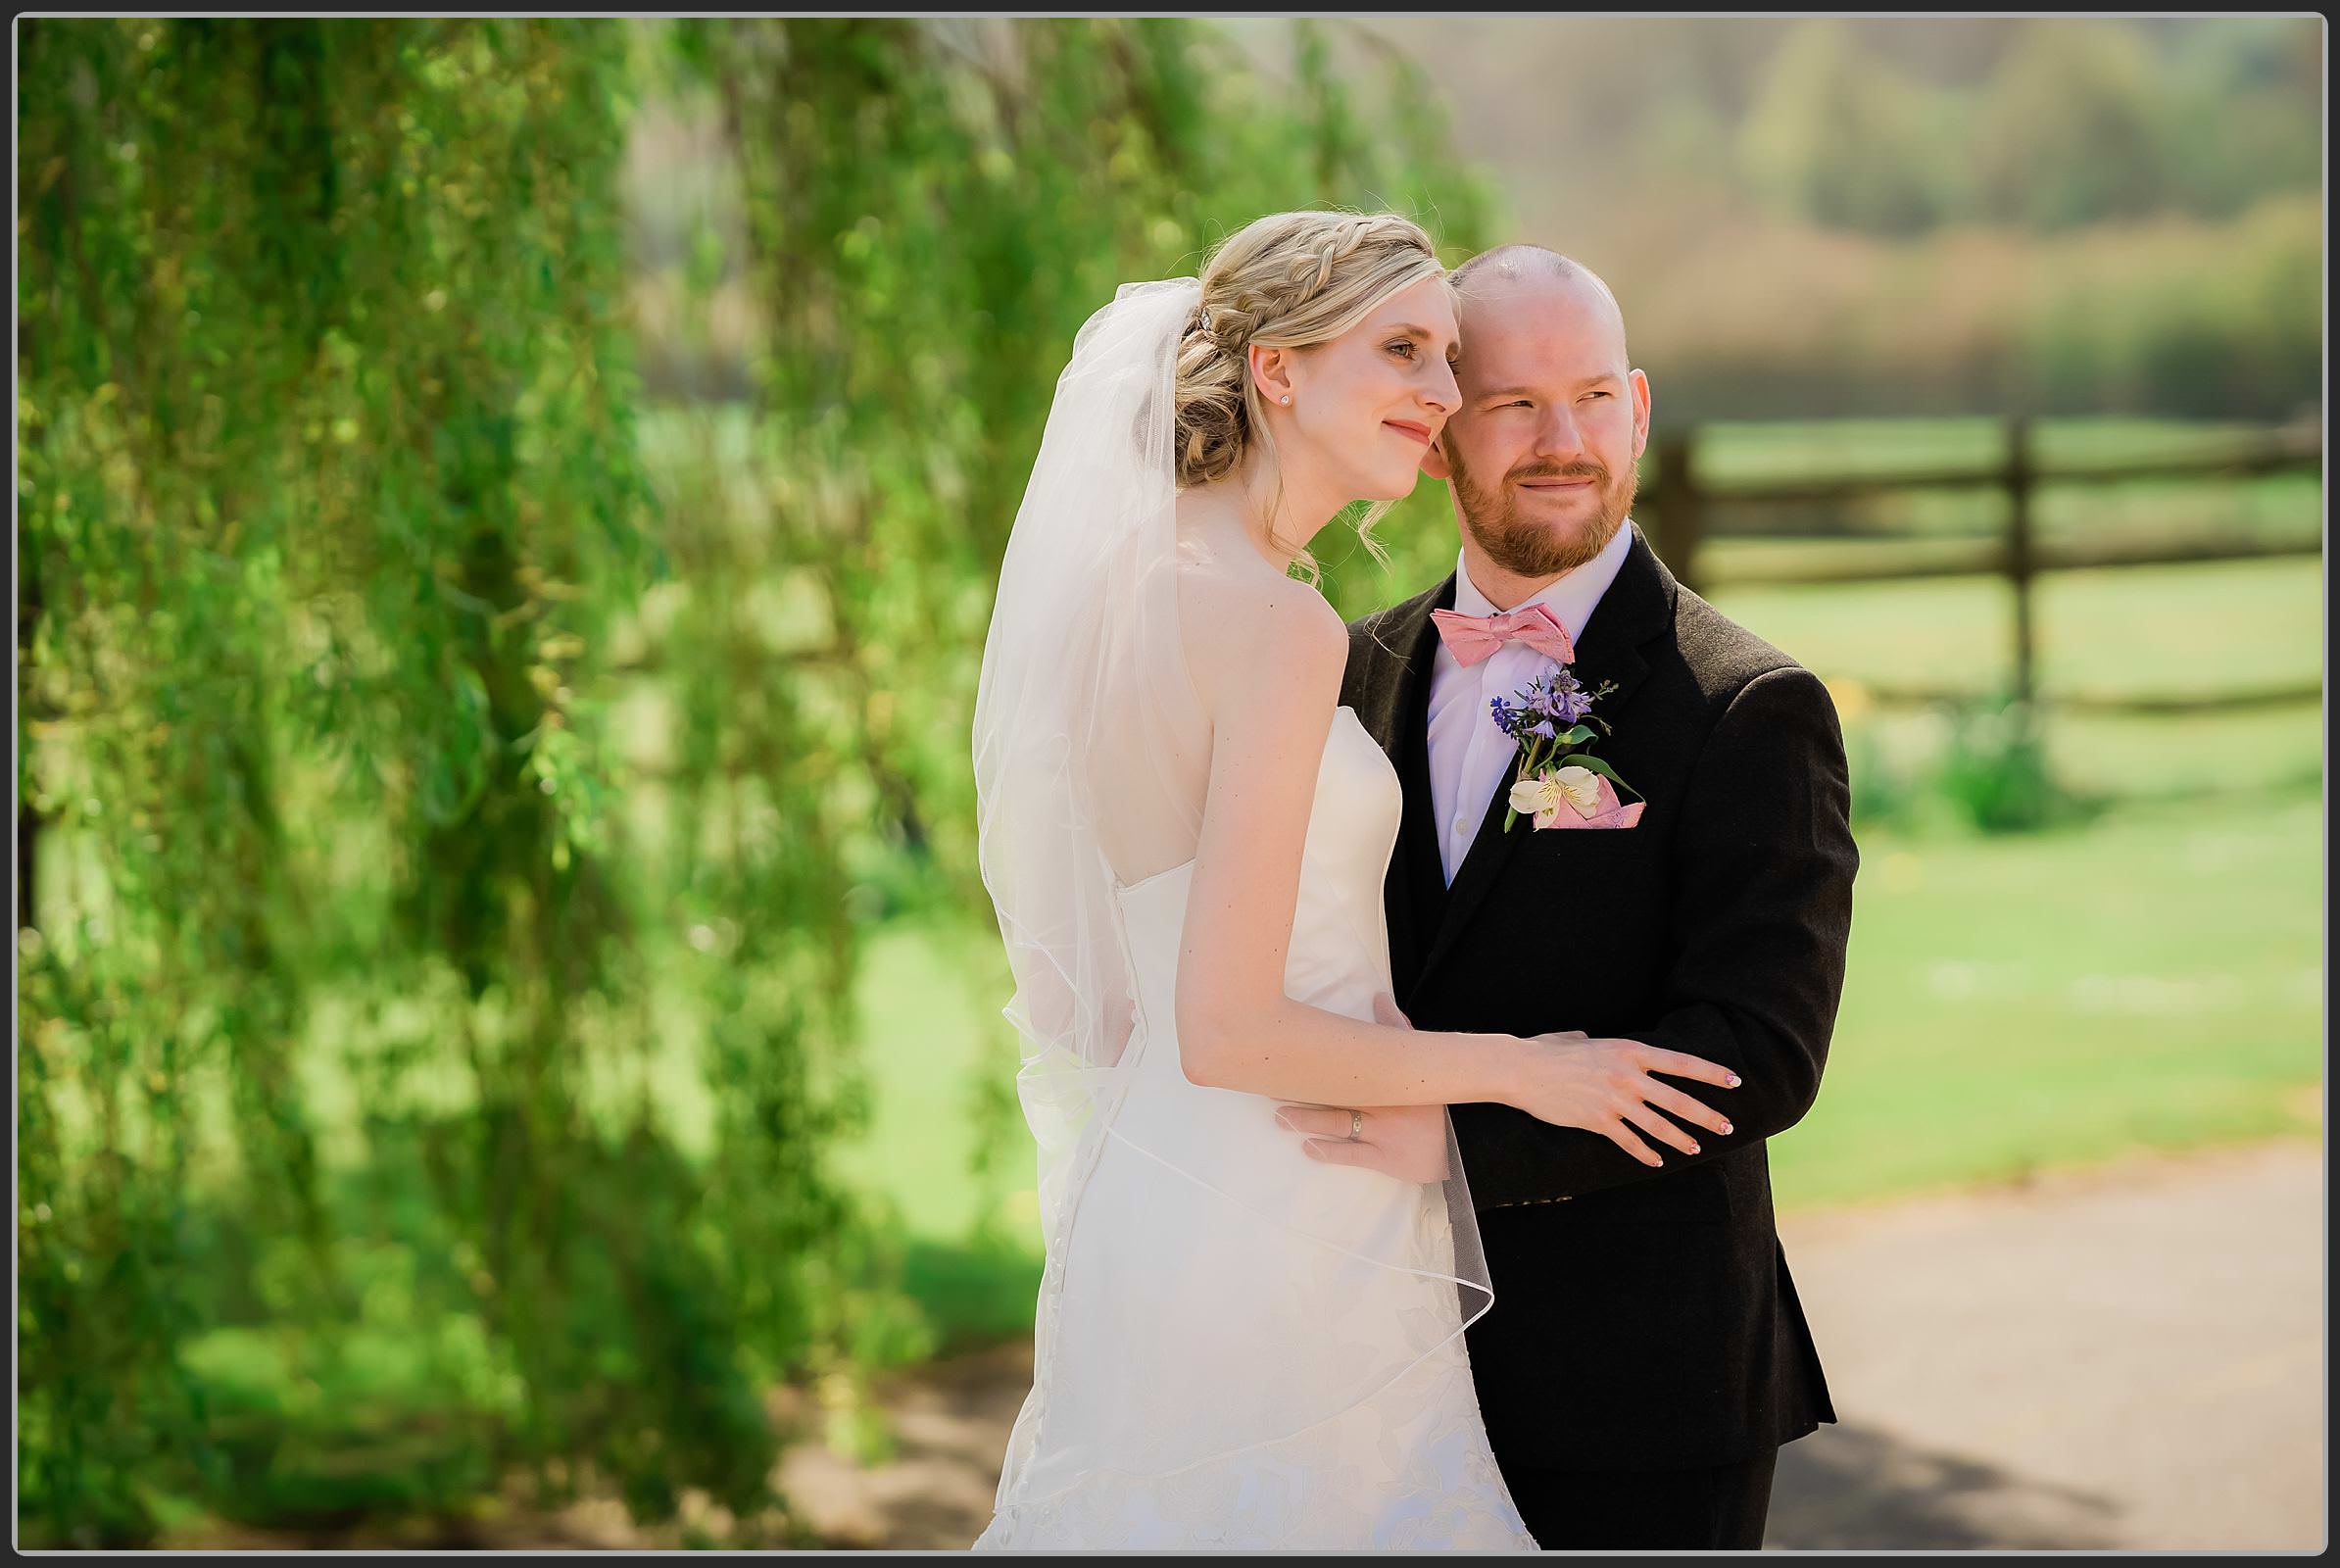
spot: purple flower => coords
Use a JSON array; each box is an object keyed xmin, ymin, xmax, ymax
[{"xmin": 1493, "ymin": 666, "xmax": 1605, "ymax": 743}]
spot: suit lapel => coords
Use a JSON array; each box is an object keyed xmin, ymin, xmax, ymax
[
  {"xmin": 1412, "ymin": 523, "xmax": 1679, "ymax": 991},
  {"xmin": 1353, "ymin": 575, "xmax": 1455, "ymax": 996}
]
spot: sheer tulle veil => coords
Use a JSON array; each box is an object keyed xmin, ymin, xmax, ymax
[
  {"xmin": 970, "ymin": 276, "xmax": 1501, "ymax": 1503},
  {"xmin": 971, "ymin": 277, "xmax": 1206, "ymax": 1275}
]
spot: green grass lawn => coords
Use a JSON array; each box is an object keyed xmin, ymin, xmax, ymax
[
  {"xmin": 1704, "ymin": 555, "xmax": 2321, "ymax": 708},
  {"xmin": 1707, "ymin": 556, "xmax": 2321, "ymax": 808},
  {"xmin": 821, "ymin": 545, "xmax": 2321, "ymax": 1346},
  {"xmin": 1689, "ymin": 415, "xmax": 2316, "ymax": 486},
  {"xmin": 1656, "ymin": 416, "xmax": 2321, "ymax": 560},
  {"xmin": 1772, "ymin": 789, "xmax": 2322, "ymax": 1212},
  {"xmin": 186, "ymin": 420, "xmax": 2336, "ymax": 1366},
  {"xmin": 201, "ymin": 544, "xmax": 2332, "ymax": 1366},
  {"xmin": 838, "ymin": 779, "xmax": 2322, "ymax": 1345}
]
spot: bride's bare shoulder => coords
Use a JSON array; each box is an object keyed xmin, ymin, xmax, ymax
[{"xmin": 1176, "ymin": 547, "xmax": 1346, "ymax": 718}]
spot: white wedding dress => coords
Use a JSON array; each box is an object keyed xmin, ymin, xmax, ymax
[
  {"xmin": 971, "ymin": 276, "xmax": 1534, "ymax": 1550},
  {"xmin": 972, "ymin": 705, "xmax": 1536, "ymax": 1551}
]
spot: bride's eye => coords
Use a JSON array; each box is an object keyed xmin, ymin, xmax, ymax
[{"xmin": 1386, "ymin": 341, "xmax": 1416, "ymax": 360}]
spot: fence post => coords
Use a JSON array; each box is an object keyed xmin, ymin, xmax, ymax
[
  {"xmin": 2006, "ymin": 416, "xmax": 2036, "ymax": 707},
  {"xmin": 1649, "ymin": 429, "xmax": 1704, "ymax": 595}
]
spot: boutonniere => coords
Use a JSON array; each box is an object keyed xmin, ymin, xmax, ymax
[{"xmin": 1490, "ymin": 665, "xmax": 1645, "ymax": 832}]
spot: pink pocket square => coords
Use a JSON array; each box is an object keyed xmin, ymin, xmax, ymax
[{"xmin": 1534, "ymin": 774, "xmax": 1643, "ymax": 830}]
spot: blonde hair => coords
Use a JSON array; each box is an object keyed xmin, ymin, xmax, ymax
[{"xmin": 1173, "ymin": 210, "xmax": 1448, "ymax": 578}]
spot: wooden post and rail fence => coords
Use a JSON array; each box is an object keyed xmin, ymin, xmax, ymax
[{"xmin": 1639, "ymin": 416, "xmax": 2323, "ymax": 715}]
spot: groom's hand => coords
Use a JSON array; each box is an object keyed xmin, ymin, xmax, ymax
[
  {"xmin": 1273, "ymin": 994, "xmax": 1451, "ymax": 1183},
  {"xmin": 1276, "ymin": 1102, "xmax": 1451, "ymax": 1182}
]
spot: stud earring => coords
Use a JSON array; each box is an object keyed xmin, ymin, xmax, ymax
[{"xmin": 1280, "ymin": 394, "xmax": 1292, "ymax": 405}]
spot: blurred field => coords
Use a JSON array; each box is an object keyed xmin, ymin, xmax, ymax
[
  {"xmin": 144, "ymin": 545, "xmax": 2317, "ymax": 1386},
  {"xmin": 604, "ymin": 408, "xmax": 2322, "ymax": 1355},
  {"xmin": 824, "ymin": 791, "xmax": 2323, "ymax": 1355},
  {"xmin": 813, "ymin": 533, "xmax": 2321, "ymax": 1350},
  {"xmin": 1712, "ymin": 558, "xmax": 2322, "ymax": 793},
  {"xmin": 24, "ymin": 18, "xmax": 2319, "ymax": 1550},
  {"xmin": 142, "ymin": 419, "xmax": 2321, "ymax": 1373},
  {"xmin": 1691, "ymin": 416, "xmax": 2321, "ymax": 556}
]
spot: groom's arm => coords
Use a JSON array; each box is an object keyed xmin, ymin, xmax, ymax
[{"xmin": 1453, "ymin": 663, "xmax": 1859, "ymax": 1210}]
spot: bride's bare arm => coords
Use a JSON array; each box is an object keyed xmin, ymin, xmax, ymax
[
  {"xmin": 1172, "ymin": 575, "xmax": 1740, "ymax": 1152},
  {"xmin": 1172, "ymin": 582, "xmax": 1526, "ymax": 1107}
]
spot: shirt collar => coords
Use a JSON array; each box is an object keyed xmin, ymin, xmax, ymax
[{"xmin": 1450, "ymin": 516, "xmax": 1635, "ymax": 646}]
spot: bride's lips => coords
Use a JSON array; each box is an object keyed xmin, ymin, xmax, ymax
[{"xmin": 1384, "ymin": 419, "xmax": 1434, "ymax": 446}]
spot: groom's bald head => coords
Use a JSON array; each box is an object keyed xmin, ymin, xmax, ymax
[
  {"xmin": 1422, "ymin": 244, "xmax": 1650, "ymax": 598},
  {"xmin": 1449, "ymin": 245, "xmax": 1628, "ymax": 359}
]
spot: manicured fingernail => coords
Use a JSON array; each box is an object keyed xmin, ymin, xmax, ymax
[
  {"xmin": 1274, "ymin": 1112, "xmax": 1292, "ymax": 1129},
  {"xmin": 1721, "ymin": 1123, "xmax": 1732, "ymax": 1135},
  {"xmin": 1726, "ymin": 1074, "xmax": 1741, "ymax": 1088},
  {"xmin": 1687, "ymin": 1143, "xmax": 1700, "ymax": 1153}
]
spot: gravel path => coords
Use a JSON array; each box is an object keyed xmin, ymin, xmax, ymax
[
  {"xmin": 1766, "ymin": 1135, "xmax": 2323, "ymax": 1551},
  {"xmin": 170, "ymin": 1134, "xmax": 2322, "ymax": 1550},
  {"xmin": 783, "ymin": 1135, "xmax": 2326, "ymax": 1551}
]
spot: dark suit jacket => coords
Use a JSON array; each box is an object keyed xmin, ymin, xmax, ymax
[{"xmin": 1341, "ymin": 523, "xmax": 1858, "ymax": 1472}]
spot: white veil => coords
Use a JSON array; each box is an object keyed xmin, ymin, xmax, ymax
[
  {"xmin": 971, "ymin": 277, "xmax": 1505, "ymax": 1526},
  {"xmin": 971, "ymin": 276, "xmax": 1211, "ymax": 1258}
]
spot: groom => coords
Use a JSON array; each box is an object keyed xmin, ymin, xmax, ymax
[{"xmin": 1306, "ymin": 247, "xmax": 1858, "ymax": 1549}]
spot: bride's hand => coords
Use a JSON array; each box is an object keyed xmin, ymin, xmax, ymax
[
  {"xmin": 1513, "ymin": 1031, "xmax": 1742, "ymax": 1167},
  {"xmin": 1272, "ymin": 994, "xmax": 1450, "ymax": 1182}
]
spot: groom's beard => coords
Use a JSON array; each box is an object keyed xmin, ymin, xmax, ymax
[{"xmin": 1447, "ymin": 447, "xmax": 1635, "ymax": 579}]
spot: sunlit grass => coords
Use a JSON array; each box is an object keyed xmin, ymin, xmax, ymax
[
  {"xmin": 1773, "ymin": 790, "xmax": 2322, "ymax": 1212},
  {"xmin": 817, "ymin": 538, "xmax": 2323, "ymax": 1346},
  {"xmin": 1707, "ymin": 555, "xmax": 2321, "ymax": 706},
  {"xmin": 840, "ymin": 780, "xmax": 2321, "ymax": 1344}
]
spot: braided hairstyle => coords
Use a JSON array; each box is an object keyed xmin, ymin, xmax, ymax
[{"xmin": 1172, "ymin": 212, "xmax": 1448, "ymax": 510}]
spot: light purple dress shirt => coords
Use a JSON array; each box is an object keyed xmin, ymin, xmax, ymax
[{"xmin": 1425, "ymin": 520, "xmax": 1635, "ymax": 885}]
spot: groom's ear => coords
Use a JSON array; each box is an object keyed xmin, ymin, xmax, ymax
[{"xmin": 1420, "ymin": 431, "xmax": 1453, "ymax": 481}]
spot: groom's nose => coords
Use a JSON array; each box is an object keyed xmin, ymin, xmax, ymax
[{"xmin": 1532, "ymin": 402, "xmax": 1585, "ymax": 463}]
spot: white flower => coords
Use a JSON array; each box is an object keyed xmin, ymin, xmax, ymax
[
  {"xmin": 1551, "ymin": 764, "xmax": 1603, "ymax": 817},
  {"xmin": 1510, "ymin": 764, "xmax": 1605, "ymax": 829},
  {"xmin": 1508, "ymin": 774, "xmax": 1560, "ymax": 820}
]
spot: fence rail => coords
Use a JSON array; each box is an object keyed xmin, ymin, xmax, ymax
[{"xmin": 1641, "ymin": 417, "xmax": 2323, "ymax": 711}]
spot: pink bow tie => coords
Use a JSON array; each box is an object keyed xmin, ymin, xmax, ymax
[{"xmin": 1431, "ymin": 603, "xmax": 1576, "ymax": 666}]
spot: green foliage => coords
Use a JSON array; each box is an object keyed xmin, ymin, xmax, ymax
[
  {"xmin": 1840, "ymin": 717, "xmax": 1922, "ymax": 832},
  {"xmin": 1967, "ymin": 22, "xmax": 2165, "ymax": 230},
  {"xmin": 1733, "ymin": 18, "xmax": 2319, "ymax": 238},
  {"xmin": 2156, "ymin": 20, "xmax": 2325, "ymax": 220},
  {"xmin": 648, "ymin": 8, "xmax": 1495, "ymax": 1304},
  {"xmin": 1739, "ymin": 20, "xmax": 1965, "ymax": 236},
  {"xmin": 1926, "ymin": 692, "xmax": 2098, "ymax": 834},
  {"xmin": 17, "ymin": 16, "xmax": 763, "ymax": 1546},
  {"xmin": 17, "ymin": 16, "xmax": 1492, "ymax": 1546}
]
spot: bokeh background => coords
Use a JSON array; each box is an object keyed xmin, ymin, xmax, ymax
[{"xmin": 15, "ymin": 16, "xmax": 2323, "ymax": 1551}]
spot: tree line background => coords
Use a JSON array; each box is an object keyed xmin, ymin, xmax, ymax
[
  {"xmin": 1341, "ymin": 16, "xmax": 2319, "ymax": 422},
  {"xmin": 15, "ymin": 14, "xmax": 2321, "ymax": 1550}
]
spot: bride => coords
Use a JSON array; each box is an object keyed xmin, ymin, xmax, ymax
[{"xmin": 969, "ymin": 211, "xmax": 1737, "ymax": 1550}]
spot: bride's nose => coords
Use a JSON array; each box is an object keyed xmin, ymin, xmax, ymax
[{"xmin": 1425, "ymin": 360, "xmax": 1460, "ymax": 416}]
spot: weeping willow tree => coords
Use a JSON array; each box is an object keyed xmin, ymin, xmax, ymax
[
  {"xmin": 665, "ymin": 15, "xmax": 1495, "ymax": 1221},
  {"xmin": 15, "ymin": 18, "xmax": 762, "ymax": 1546},
  {"xmin": 18, "ymin": 15, "xmax": 1493, "ymax": 1547}
]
